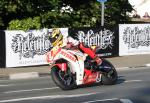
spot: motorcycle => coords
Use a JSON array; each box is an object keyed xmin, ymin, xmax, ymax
[{"xmin": 46, "ymin": 45, "xmax": 118, "ymax": 90}]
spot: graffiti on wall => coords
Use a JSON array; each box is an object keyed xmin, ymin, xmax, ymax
[
  {"xmin": 123, "ymin": 26, "xmax": 150, "ymax": 49},
  {"xmin": 11, "ymin": 31, "xmax": 51, "ymax": 59},
  {"xmin": 78, "ymin": 29, "xmax": 115, "ymax": 49}
]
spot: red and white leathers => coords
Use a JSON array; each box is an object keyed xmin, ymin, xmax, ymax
[{"xmin": 63, "ymin": 37, "xmax": 102, "ymax": 66}]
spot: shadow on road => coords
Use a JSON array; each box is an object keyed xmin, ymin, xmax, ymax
[
  {"xmin": 116, "ymin": 75, "xmax": 126, "ymax": 84},
  {"xmin": 76, "ymin": 75, "xmax": 126, "ymax": 90}
]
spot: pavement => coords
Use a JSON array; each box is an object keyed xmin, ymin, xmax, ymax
[{"xmin": 0, "ymin": 54, "xmax": 150, "ymax": 80}]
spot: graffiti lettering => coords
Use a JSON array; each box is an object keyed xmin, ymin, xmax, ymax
[
  {"xmin": 11, "ymin": 31, "xmax": 51, "ymax": 59},
  {"xmin": 123, "ymin": 27, "xmax": 150, "ymax": 49},
  {"xmin": 78, "ymin": 29, "xmax": 115, "ymax": 49}
]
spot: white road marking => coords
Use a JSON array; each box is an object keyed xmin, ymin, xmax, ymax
[
  {"xmin": 0, "ymin": 92, "xmax": 100, "ymax": 103},
  {"xmin": 117, "ymin": 67, "xmax": 130, "ymax": 71},
  {"xmin": 4, "ymin": 87, "xmax": 59, "ymax": 93},
  {"xmin": 145, "ymin": 63, "xmax": 150, "ymax": 67},
  {"xmin": 82, "ymin": 98, "xmax": 118, "ymax": 103},
  {"xmin": 0, "ymin": 84, "xmax": 14, "ymax": 87},
  {"xmin": 120, "ymin": 99, "xmax": 134, "ymax": 103},
  {"xmin": 125, "ymin": 80, "xmax": 143, "ymax": 83},
  {"xmin": 117, "ymin": 66, "xmax": 150, "ymax": 71}
]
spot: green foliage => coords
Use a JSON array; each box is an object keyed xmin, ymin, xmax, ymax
[
  {"xmin": 8, "ymin": 17, "xmax": 41, "ymax": 31},
  {"xmin": 105, "ymin": 0, "xmax": 133, "ymax": 25},
  {"xmin": 0, "ymin": 17, "xmax": 4, "ymax": 27},
  {"xmin": 0, "ymin": 0, "xmax": 133, "ymax": 30}
]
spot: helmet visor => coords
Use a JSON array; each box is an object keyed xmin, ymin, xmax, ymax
[{"xmin": 49, "ymin": 34, "xmax": 63, "ymax": 46}]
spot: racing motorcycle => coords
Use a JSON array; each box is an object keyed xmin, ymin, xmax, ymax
[{"xmin": 46, "ymin": 46, "xmax": 118, "ymax": 90}]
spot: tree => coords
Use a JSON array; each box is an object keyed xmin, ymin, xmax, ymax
[
  {"xmin": 60, "ymin": 0, "xmax": 133, "ymax": 26},
  {"xmin": 0, "ymin": 0, "xmax": 61, "ymax": 30},
  {"xmin": 0, "ymin": 0, "xmax": 133, "ymax": 30},
  {"xmin": 105, "ymin": 0, "xmax": 133, "ymax": 25}
]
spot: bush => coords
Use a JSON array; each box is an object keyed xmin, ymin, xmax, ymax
[{"xmin": 8, "ymin": 17, "xmax": 41, "ymax": 31}]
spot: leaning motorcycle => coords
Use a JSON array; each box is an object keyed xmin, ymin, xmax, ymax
[{"xmin": 46, "ymin": 46, "xmax": 118, "ymax": 90}]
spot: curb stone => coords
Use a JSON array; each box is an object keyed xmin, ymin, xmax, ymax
[
  {"xmin": 0, "ymin": 72, "xmax": 50, "ymax": 80},
  {"xmin": 9, "ymin": 72, "xmax": 40, "ymax": 80}
]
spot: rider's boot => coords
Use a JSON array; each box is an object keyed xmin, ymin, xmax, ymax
[
  {"xmin": 94, "ymin": 57, "xmax": 111, "ymax": 73},
  {"xmin": 97, "ymin": 63, "xmax": 112, "ymax": 73}
]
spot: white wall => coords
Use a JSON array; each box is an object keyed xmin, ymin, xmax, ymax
[{"xmin": 129, "ymin": 0, "xmax": 150, "ymax": 17}]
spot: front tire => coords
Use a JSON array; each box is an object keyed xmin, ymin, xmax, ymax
[
  {"xmin": 51, "ymin": 66, "xmax": 76, "ymax": 90},
  {"xmin": 101, "ymin": 59, "xmax": 118, "ymax": 85}
]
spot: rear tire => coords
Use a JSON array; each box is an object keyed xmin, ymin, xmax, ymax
[
  {"xmin": 101, "ymin": 59, "xmax": 118, "ymax": 85},
  {"xmin": 51, "ymin": 66, "xmax": 76, "ymax": 90}
]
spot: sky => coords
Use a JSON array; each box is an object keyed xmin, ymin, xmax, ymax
[{"xmin": 128, "ymin": 0, "xmax": 150, "ymax": 17}]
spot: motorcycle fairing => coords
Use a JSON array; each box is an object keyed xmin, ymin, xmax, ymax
[
  {"xmin": 83, "ymin": 69, "xmax": 102, "ymax": 84},
  {"xmin": 55, "ymin": 63, "xmax": 67, "ymax": 72},
  {"xmin": 48, "ymin": 47, "xmax": 85, "ymax": 85}
]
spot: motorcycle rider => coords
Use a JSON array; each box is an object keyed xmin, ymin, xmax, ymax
[{"xmin": 48, "ymin": 28, "xmax": 102, "ymax": 71}]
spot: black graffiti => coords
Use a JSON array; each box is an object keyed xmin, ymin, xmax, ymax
[
  {"xmin": 78, "ymin": 29, "xmax": 115, "ymax": 49},
  {"xmin": 11, "ymin": 31, "xmax": 51, "ymax": 59},
  {"xmin": 123, "ymin": 26, "xmax": 150, "ymax": 49}
]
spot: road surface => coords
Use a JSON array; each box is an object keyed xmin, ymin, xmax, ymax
[{"xmin": 0, "ymin": 67, "xmax": 150, "ymax": 103}]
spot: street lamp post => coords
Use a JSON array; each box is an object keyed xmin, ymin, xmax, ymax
[{"xmin": 97, "ymin": 0, "xmax": 107, "ymax": 26}]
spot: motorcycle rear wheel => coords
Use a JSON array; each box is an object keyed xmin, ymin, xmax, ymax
[
  {"xmin": 101, "ymin": 59, "xmax": 118, "ymax": 85},
  {"xmin": 51, "ymin": 66, "xmax": 76, "ymax": 90}
]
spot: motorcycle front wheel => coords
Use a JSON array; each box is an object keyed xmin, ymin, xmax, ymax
[
  {"xmin": 101, "ymin": 59, "xmax": 118, "ymax": 85},
  {"xmin": 51, "ymin": 66, "xmax": 76, "ymax": 90}
]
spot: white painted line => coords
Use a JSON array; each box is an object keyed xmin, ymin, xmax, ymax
[
  {"xmin": 145, "ymin": 63, "xmax": 150, "ymax": 67},
  {"xmin": 117, "ymin": 67, "xmax": 129, "ymax": 69},
  {"xmin": 117, "ymin": 66, "xmax": 150, "ymax": 71},
  {"xmin": 0, "ymin": 92, "xmax": 99, "ymax": 103},
  {"xmin": 9, "ymin": 72, "xmax": 39, "ymax": 80},
  {"xmin": 82, "ymin": 98, "xmax": 118, "ymax": 103},
  {"xmin": 116, "ymin": 67, "xmax": 130, "ymax": 71},
  {"xmin": 4, "ymin": 87, "xmax": 59, "ymax": 94},
  {"xmin": 0, "ymin": 84, "xmax": 14, "ymax": 87},
  {"xmin": 120, "ymin": 99, "xmax": 134, "ymax": 103},
  {"xmin": 125, "ymin": 80, "xmax": 143, "ymax": 83}
]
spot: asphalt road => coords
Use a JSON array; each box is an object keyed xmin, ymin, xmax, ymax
[{"xmin": 0, "ymin": 67, "xmax": 150, "ymax": 103}]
